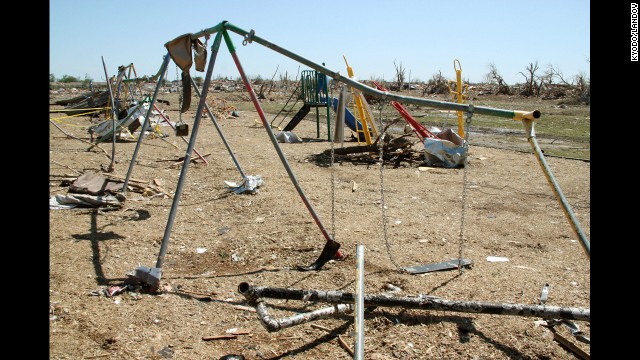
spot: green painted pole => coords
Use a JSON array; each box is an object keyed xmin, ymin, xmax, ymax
[
  {"xmin": 522, "ymin": 119, "xmax": 590, "ymax": 259},
  {"xmin": 222, "ymin": 21, "xmax": 538, "ymax": 120}
]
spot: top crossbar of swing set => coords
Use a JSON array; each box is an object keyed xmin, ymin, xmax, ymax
[
  {"xmin": 192, "ymin": 21, "xmax": 540, "ymax": 122},
  {"xmin": 180, "ymin": 21, "xmax": 588, "ymax": 261}
]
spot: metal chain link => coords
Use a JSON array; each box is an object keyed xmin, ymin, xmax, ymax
[
  {"xmin": 378, "ymin": 101, "xmax": 403, "ymax": 272},
  {"xmin": 457, "ymin": 102, "xmax": 474, "ymax": 274}
]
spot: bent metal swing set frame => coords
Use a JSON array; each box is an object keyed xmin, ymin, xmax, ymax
[{"xmin": 122, "ymin": 22, "xmax": 590, "ymax": 326}]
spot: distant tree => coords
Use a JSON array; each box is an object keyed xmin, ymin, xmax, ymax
[
  {"xmin": 574, "ymin": 71, "xmax": 590, "ymax": 104},
  {"xmin": 484, "ymin": 63, "xmax": 511, "ymax": 95},
  {"xmin": 49, "ymin": 73, "xmax": 56, "ymax": 82},
  {"xmin": 59, "ymin": 74, "xmax": 80, "ymax": 83},
  {"xmin": 422, "ymin": 70, "xmax": 448, "ymax": 95},
  {"xmin": 82, "ymin": 73, "xmax": 93, "ymax": 85},
  {"xmin": 393, "ymin": 59, "xmax": 406, "ymax": 91},
  {"xmin": 518, "ymin": 61, "xmax": 540, "ymax": 97},
  {"xmin": 194, "ymin": 76, "xmax": 204, "ymax": 87}
]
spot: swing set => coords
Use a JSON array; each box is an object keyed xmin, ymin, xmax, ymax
[{"xmin": 122, "ymin": 22, "xmax": 589, "ymax": 338}]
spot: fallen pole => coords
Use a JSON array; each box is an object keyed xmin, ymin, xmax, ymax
[
  {"xmin": 101, "ymin": 56, "xmax": 117, "ymax": 172},
  {"xmin": 238, "ymin": 282, "xmax": 590, "ymax": 322},
  {"xmin": 252, "ymin": 300, "xmax": 353, "ymax": 332}
]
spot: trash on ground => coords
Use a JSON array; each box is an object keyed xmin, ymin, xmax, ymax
[
  {"xmin": 50, "ymin": 193, "xmax": 123, "ymax": 209},
  {"xmin": 423, "ymin": 128, "xmax": 466, "ymax": 168},
  {"xmin": 275, "ymin": 131, "xmax": 303, "ymax": 143},
  {"xmin": 69, "ymin": 173, "xmax": 123, "ymax": 195},
  {"xmin": 224, "ymin": 175, "xmax": 264, "ymax": 194},
  {"xmin": 486, "ymin": 256, "xmax": 509, "ymax": 262}
]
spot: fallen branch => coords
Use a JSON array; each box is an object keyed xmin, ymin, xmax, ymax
[
  {"xmin": 233, "ymin": 305, "xmax": 256, "ymax": 312},
  {"xmin": 49, "ymin": 119, "xmax": 111, "ymax": 159},
  {"xmin": 310, "ymin": 324, "xmax": 331, "ymax": 332},
  {"xmin": 337, "ymin": 335, "xmax": 354, "ymax": 357},
  {"xmin": 202, "ymin": 335, "xmax": 237, "ymax": 341},
  {"xmin": 51, "ymin": 160, "xmax": 82, "ymax": 175},
  {"xmin": 552, "ymin": 330, "xmax": 590, "ymax": 360}
]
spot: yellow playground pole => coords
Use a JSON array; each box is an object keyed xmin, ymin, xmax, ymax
[
  {"xmin": 448, "ymin": 59, "xmax": 466, "ymax": 137},
  {"xmin": 343, "ymin": 55, "xmax": 378, "ymax": 145}
]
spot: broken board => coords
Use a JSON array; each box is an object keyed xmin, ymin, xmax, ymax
[{"xmin": 403, "ymin": 258, "xmax": 472, "ymax": 274}]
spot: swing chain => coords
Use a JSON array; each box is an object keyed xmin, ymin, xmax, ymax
[
  {"xmin": 457, "ymin": 103, "xmax": 474, "ymax": 273},
  {"xmin": 378, "ymin": 101, "xmax": 403, "ymax": 272}
]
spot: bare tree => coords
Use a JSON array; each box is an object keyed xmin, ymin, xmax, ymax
[
  {"xmin": 518, "ymin": 61, "xmax": 540, "ymax": 97},
  {"xmin": 547, "ymin": 64, "xmax": 572, "ymax": 86},
  {"xmin": 534, "ymin": 64, "xmax": 559, "ymax": 98},
  {"xmin": 484, "ymin": 63, "xmax": 511, "ymax": 95},
  {"xmin": 574, "ymin": 71, "xmax": 590, "ymax": 104},
  {"xmin": 393, "ymin": 60, "xmax": 406, "ymax": 91},
  {"xmin": 422, "ymin": 70, "xmax": 448, "ymax": 95}
]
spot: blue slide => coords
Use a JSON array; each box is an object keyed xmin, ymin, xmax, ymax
[{"xmin": 331, "ymin": 97, "xmax": 365, "ymax": 138}]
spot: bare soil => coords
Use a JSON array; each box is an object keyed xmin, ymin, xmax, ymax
[{"xmin": 49, "ymin": 88, "xmax": 590, "ymax": 359}]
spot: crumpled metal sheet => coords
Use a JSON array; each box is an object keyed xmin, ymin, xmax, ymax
[{"xmin": 423, "ymin": 128, "xmax": 466, "ymax": 168}]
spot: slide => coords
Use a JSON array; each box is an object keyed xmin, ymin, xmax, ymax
[
  {"xmin": 331, "ymin": 97, "xmax": 366, "ymax": 141},
  {"xmin": 283, "ymin": 104, "xmax": 311, "ymax": 131}
]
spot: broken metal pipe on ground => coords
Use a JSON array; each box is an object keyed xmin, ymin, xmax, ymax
[{"xmin": 238, "ymin": 282, "xmax": 590, "ymax": 324}]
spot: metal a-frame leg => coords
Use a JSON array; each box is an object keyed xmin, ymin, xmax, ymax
[
  {"xmin": 222, "ymin": 29, "xmax": 340, "ymax": 271},
  {"xmin": 129, "ymin": 33, "xmax": 224, "ymax": 291}
]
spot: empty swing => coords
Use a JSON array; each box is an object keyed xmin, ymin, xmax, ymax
[{"xmin": 377, "ymin": 100, "xmax": 473, "ymax": 274}]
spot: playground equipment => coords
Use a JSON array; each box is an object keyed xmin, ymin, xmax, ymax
[
  {"xmin": 371, "ymin": 80, "xmax": 437, "ymax": 142},
  {"xmin": 342, "ymin": 56, "xmax": 379, "ymax": 145},
  {"xmin": 269, "ymin": 67, "xmax": 301, "ymax": 129},
  {"xmin": 447, "ymin": 59, "xmax": 469, "ymax": 137},
  {"xmin": 113, "ymin": 63, "xmax": 145, "ymax": 111},
  {"xmin": 124, "ymin": 19, "xmax": 588, "ymax": 310},
  {"xmin": 272, "ymin": 68, "xmax": 332, "ymax": 141},
  {"xmin": 90, "ymin": 62, "xmax": 155, "ymax": 143},
  {"xmin": 126, "ymin": 30, "xmax": 341, "ymax": 291}
]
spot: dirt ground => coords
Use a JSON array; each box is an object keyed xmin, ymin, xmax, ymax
[{"xmin": 49, "ymin": 87, "xmax": 590, "ymax": 359}]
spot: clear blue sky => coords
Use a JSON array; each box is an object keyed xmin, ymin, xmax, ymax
[{"xmin": 50, "ymin": 0, "xmax": 590, "ymax": 85}]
